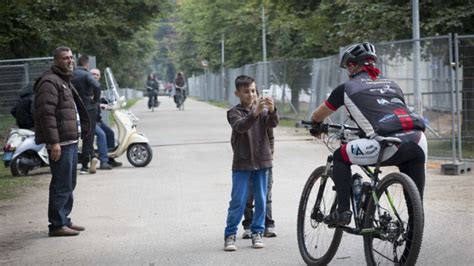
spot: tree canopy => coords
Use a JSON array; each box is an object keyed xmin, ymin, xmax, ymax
[
  {"xmin": 165, "ymin": 0, "xmax": 473, "ymax": 74},
  {"xmin": 1, "ymin": 0, "xmax": 472, "ymax": 86},
  {"xmin": 0, "ymin": 0, "xmax": 171, "ymax": 87}
]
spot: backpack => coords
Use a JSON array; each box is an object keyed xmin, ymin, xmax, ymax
[{"xmin": 10, "ymin": 83, "xmax": 35, "ymax": 129}]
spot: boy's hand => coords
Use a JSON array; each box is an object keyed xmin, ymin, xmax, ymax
[
  {"xmin": 254, "ymin": 97, "xmax": 266, "ymax": 114},
  {"xmin": 265, "ymin": 97, "xmax": 275, "ymax": 113}
]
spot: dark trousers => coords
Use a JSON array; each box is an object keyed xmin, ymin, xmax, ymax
[
  {"xmin": 81, "ymin": 109, "xmax": 97, "ymax": 167},
  {"xmin": 47, "ymin": 142, "xmax": 78, "ymax": 230},
  {"xmin": 148, "ymin": 95, "xmax": 158, "ymax": 108},
  {"xmin": 242, "ymin": 168, "xmax": 275, "ymax": 229}
]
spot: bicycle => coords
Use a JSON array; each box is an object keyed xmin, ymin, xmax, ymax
[
  {"xmin": 147, "ymin": 87, "xmax": 159, "ymax": 112},
  {"xmin": 175, "ymin": 85, "xmax": 186, "ymax": 111},
  {"xmin": 296, "ymin": 120, "xmax": 424, "ymax": 265}
]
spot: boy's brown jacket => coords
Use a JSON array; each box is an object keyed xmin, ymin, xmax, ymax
[{"xmin": 227, "ymin": 104, "xmax": 279, "ymax": 171}]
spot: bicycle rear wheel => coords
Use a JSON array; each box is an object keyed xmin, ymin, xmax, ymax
[
  {"xmin": 363, "ymin": 172, "xmax": 424, "ymax": 265},
  {"xmin": 297, "ymin": 166, "xmax": 343, "ymax": 265}
]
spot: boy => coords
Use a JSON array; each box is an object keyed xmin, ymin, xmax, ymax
[{"xmin": 224, "ymin": 75, "xmax": 279, "ymax": 251}]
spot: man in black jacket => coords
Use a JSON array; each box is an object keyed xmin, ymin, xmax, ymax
[{"xmin": 71, "ymin": 55, "xmax": 102, "ymax": 174}]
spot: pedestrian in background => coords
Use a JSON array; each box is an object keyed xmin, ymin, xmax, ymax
[
  {"xmin": 223, "ymin": 75, "xmax": 279, "ymax": 251},
  {"xmin": 34, "ymin": 46, "xmax": 91, "ymax": 237},
  {"xmin": 90, "ymin": 68, "xmax": 120, "ymax": 172},
  {"xmin": 71, "ymin": 54, "xmax": 101, "ymax": 174},
  {"xmin": 146, "ymin": 74, "xmax": 159, "ymax": 109},
  {"xmin": 173, "ymin": 71, "xmax": 187, "ymax": 108}
]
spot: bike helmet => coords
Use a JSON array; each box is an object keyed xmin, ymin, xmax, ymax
[{"xmin": 339, "ymin": 42, "xmax": 377, "ymax": 69}]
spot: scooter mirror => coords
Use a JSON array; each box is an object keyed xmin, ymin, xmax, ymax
[{"xmin": 119, "ymin": 96, "xmax": 127, "ymax": 107}]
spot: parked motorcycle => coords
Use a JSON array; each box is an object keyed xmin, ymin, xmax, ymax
[
  {"xmin": 2, "ymin": 128, "xmax": 49, "ymax": 176},
  {"xmin": 104, "ymin": 67, "xmax": 153, "ymax": 167}
]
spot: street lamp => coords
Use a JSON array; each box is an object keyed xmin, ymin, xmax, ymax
[{"xmin": 201, "ymin": 59, "xmax": 209, "ymax": 100}]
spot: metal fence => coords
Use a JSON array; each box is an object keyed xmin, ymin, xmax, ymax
[
  {"xmin": 188, "ymin": 34, "xmax": 474, "ymax": 162},
  {"xmin": 0, "ymin": 56, "xmax": 144, "ymax": 141}
]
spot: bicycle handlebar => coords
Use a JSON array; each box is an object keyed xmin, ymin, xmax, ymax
[{"xmin": 300, "ymin": 120, "xmax": 361, "ymax": 133}]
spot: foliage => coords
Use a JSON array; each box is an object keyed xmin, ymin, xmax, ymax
[
  {"xmin": 167, "ymin": 0, "xmax": 472, "ymax": 74},
  {"xmin": 0, "ymin": 0, "xmax": 172, "ymax": 88}
]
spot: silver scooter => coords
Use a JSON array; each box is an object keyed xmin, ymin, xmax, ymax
[{"xmin": 2, "ymin": 128, "xmax": 49, "ymax": 176}]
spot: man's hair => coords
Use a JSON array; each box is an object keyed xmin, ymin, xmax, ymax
[
  {"xmin": 235, "ymin": 75, "xmax": 255, "ymax": 91},
  {"xmin": 53, "ymin": 46, "xmax": 71, "ymax": 60},
  {"xmin": 77, "ymin": 55, "xmax": 89, "ymax": 67}
]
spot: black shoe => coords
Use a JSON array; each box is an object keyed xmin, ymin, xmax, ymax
[
  {"xmin": 108, "ymin": 158, "xmax": 123, "ymax": 168},
  {"xmin": 99, "ymin": 162, "xmax": 113, "ymax": 170},
  {"xmin": 80, "ymin": 167, "xmax": 90, "ymax": 175},
  {"xmin": 323, "ymin": 210, "xmax": 352, "ymax": 226}
]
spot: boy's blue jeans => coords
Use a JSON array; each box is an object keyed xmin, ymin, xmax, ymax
[{"xmin": 225, "ymin": 168, "xmax": 268, "ymax": 237}]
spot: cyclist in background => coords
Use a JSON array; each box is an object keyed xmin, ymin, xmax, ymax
[
  {"xmin": 146, "ymin": 74, "xmax": 159, "ymax": 109},
  {"xmin": 173, "ymin": 71, "xmax": 187, "ymax": 108},
  {"xmin": 310, "ymin": 42, "xmax": 427, "ymax": 226}
]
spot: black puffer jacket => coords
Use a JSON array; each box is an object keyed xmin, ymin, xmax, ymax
[{"xmin": 34, "ymin": 66, "xmax": 91, "ymax": 145}]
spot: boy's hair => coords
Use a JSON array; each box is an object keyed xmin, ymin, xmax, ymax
[{"xmin": 235, "ymin": 75, "xmax": 255, "ymax": 91}]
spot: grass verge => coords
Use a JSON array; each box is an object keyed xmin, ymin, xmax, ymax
[{"xmin": 0, "ymin": 165, "xmax": 36, "ymax": 200}]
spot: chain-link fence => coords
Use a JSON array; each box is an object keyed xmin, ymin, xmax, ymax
[
  {"xmin": 0, "ymin": 55, "xmax": 146, "ymax": 142},
  {"xmin": 0, "ymin": 57, "xmax": 53, "ymax": 140},
  {"xmin": 189, "ymin": 34, "xmax": 474, "ymax": 162},
  {"xmin": 457, "ymin": 34, "xmax": 474, "ymax": 162}
]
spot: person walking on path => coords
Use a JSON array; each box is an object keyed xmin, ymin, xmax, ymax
[
  {"xmin": 34, "ymin": 46, "xmax": 91, "ymax": 237},
  {"xmin": 223, "ymin": 75, "xmax": 279, "ymax": 251},
  {"xmin": 71, "ymin": 54, "xmax": 101, "ymax": 174}
]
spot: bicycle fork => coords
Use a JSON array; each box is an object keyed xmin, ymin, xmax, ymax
[{"xmin": 310, "ymin": 155, "xmax": 334, "ymax": 223}]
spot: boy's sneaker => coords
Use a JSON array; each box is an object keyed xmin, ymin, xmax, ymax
[
  {"xmin": 80, "ymin": 166, "xmax": 90, "ymax": 175},
  {"xmin": 251, "ymin": 233, "xmax": 264, "ymax": 249},
  {"xmin": 89, "ymin": 158, "xmax": 98, "ymax": 174},
  {"xmin": 264, "ymin": 227, "xmax": 277, "ymax": 238},
  {"xmin": 224, "ymin": 235, "xmax": 237, "ymax": 251},
  {"xmin": 242, "ymin": 229, "xmax": 251, "ymax": 239}
]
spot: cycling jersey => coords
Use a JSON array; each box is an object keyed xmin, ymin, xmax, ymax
[{"xmin": 325, "ymin": 72, "xmax": 425, "ymax": 137}]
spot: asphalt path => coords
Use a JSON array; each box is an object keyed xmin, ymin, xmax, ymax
[{"xmin": 0, "ymin": 96, "xmax": 473, "ymax": 265}]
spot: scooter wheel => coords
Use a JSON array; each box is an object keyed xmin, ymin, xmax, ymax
[
  {"xmin": 127, "ymin": 143, "xmax": 153, "ymax": 167},
  {"xmin": 10, "ymin": 156, "xmax": 29, "ymax": 176}
]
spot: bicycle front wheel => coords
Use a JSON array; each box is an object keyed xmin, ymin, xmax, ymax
[
  {"xmin": 363, "ymin": 172, "xmax": 424, "ymax": 265},
  {"xmin": 297, "ymin": 166, "xmax": 343, "ymax": 265}
]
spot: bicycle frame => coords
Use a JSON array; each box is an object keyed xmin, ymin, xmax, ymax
[{"xmin": 312, "ymin": 136, "xmax": 404, "ymax": 237}]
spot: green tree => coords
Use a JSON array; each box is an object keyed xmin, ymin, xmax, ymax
[{"xmin": 0, "ymin": 0, "xmax": 171, "ymax": 88}]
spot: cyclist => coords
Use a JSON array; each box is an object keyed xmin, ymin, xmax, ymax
[
  {"xmin": 311, "ymin": 42, "xmax": 427, "ymax": 226},
  {"xmin": 173, "ymin": 71, "xmax": 187, "ymax": 108},
  {"xmin": 146, "ymin": 74, "xmax": 159, "ymax": 109}
]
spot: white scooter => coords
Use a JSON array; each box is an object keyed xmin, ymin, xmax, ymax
[
  {"xmin": 104, "ymin": 67, "xmax": 153, "ymax": 167},
  {"xmin": 2, "ymin": 128, "xmax": 49, "ymax": 176}
]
